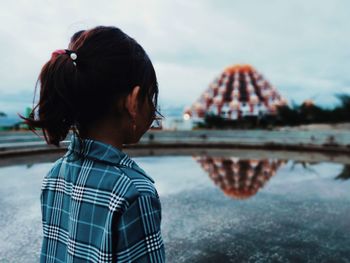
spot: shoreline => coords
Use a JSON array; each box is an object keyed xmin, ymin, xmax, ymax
[{"xmin": 0, "ymin": 128, "xmax": 349, "ymax": 166}]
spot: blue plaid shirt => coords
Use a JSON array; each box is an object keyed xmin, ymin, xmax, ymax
[{"xmin": 40, "ymin": 135, "xmax": 165, "ymax": 262}]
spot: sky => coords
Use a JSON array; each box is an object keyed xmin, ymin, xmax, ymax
[{"xmin": 1, "ymin": 0, "xmax": 350, "ymax": 116}]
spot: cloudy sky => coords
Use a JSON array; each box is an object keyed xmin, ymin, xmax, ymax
[{"xmin": 1, "ymin": 0, "xmax": 350, "ymax": 116}]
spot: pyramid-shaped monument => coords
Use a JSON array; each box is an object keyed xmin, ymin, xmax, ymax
[{"xmin": 185, "ymin": 64, "xmax": 287, "ymax": 120}]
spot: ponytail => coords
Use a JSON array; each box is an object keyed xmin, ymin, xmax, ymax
[{"xmin": 20, "ymin": 50, "xmax": 78, "ymax": 146}]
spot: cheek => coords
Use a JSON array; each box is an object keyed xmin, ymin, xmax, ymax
[
  {"xmin": 138, "ymin": 103, "xmax": 153, "ymax": 129},
  {"xmin": 144, "ymin": 101, "xmax": 154, "ymax": 125},
  {"xmin": 144, "ymin": 112, "xmax": 153, "ymax": 129}
]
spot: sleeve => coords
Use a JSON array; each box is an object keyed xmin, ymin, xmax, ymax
[{"xmin": 114, "ymin": 195, "xmax": 165, "ymax": 263}]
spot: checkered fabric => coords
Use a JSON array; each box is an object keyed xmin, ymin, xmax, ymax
[{"xmin": 40, "ymin": 134, "xmax": 165, "ymax": 262}]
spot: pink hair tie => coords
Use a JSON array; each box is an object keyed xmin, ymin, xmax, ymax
[
  {"xmin": 51, "ymin": 49, "xmax": 77, "ymax": 66},
  {"xmin": 51, "ymin": 49, "xmax": 66, "ymax": 58}
]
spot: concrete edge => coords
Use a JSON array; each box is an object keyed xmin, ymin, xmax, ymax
[{"xmin": 1, "ymin": 142, "xmax": 350, "ymax": 158}]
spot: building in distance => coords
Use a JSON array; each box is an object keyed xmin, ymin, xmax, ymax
[{"xmin": 184, "ymin": 64, "xmax": 288, "ymax": 125}]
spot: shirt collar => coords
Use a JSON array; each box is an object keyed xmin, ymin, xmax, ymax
[{"xmin": 66, "ymin": 134, "xmax": 154, "ymax": 183}]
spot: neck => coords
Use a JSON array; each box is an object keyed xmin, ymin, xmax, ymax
[{"xmin": 80, "ymin": 120, "xmax": 125, "ymax": 150}]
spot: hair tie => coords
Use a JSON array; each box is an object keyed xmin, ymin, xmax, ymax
[
  {"xmin": 51, "ymin": 49, "xmax": 66, "ymax": 58},
  {"xmin": 66, "ymin": 49, "xmax": 78, "ymax": 66},
  {"xmin": 51, "ymin": 49, "xmax": 78, "ymax": 66}
]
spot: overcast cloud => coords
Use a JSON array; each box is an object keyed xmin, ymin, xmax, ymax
[{"xmin": 1, "ymin": 0, "xmax": 350, "ymax": 115}]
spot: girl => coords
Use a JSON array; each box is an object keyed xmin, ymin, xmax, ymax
[{"xmin": 21, "ymin": 26, "xmax": 165, "ymax": 262}]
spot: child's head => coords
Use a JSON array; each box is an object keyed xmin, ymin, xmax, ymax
[{"xmin": 22, "ymin": 26, "xmax": 161, "ymax": 146}]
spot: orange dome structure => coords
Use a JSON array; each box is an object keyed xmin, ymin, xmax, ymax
[
  {"xmin": 194, "ymin": 156, "xmax": 285, "ymax": 200},
  {"xmin": 185, "ymin": 64, "xmax": 287, "ymax": 120}
]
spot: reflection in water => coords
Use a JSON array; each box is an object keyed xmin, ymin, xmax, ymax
[
  {"xmin": 335, "ymin": 165, "xmax": 350, "ymax": 180},
  {"xmin": 194, "ymin": 156, "xmax": 286, "ymax": 199},
  {"xmin": 291, "ymin": 161, "xmax": 350, "ymax": 181},
  {"xmin": 290, "ymin": 160, "xmax": 319, "ymax": 174}
]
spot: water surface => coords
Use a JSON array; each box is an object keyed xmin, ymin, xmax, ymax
[{"xmin": 0, "ymin": 154, "xmax": 349, "ymax": 262}]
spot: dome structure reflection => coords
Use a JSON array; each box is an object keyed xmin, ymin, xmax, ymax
[{"xmin": 194, "ymin": 156, "xmax": 286, "ymax": 199}]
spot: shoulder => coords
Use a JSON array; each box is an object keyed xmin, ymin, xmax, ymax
[
  {"xmin": 44, "ymin": 155, "xmax": 159, "ymax": 213},
  {"xmin": 101, "ymin": 164, "xmax": 159, "ymax": 214},
  {"xmin": 116, "ymin": 164, "xmax": 158, "ymax": 197},
  {"xmin": 90, "ymin": 159, "xmax": 159, "ymax": 204},
  {"xmin": 48, "ymin": 156, "xmax": 65, "ymax": 173}
]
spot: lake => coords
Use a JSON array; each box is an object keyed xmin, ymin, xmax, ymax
[{"xmin": 0, "ymin": 152, "xmax": 349, "ymax": 262}]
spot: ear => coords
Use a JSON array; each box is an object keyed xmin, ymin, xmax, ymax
[{"xmin": 124, "ymin": 85, "xmax": 141, "ymax": 119}]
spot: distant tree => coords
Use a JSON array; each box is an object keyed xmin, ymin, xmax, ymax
[
  {"xmin": 198, "ymin": 93, "xmax": 350, "ymax": 129},
  {"xmin": 334, "ymin": 94, "xmax": 350, "ymax": 122},
  {"xmin": 276, "ymin": 93, "xmax": 350, "ymax": 126},
  {"xmin": 276, "ymin": 105, "xmax": 300, "ymax": 126},
  {"xmin": 336, "ymin": 94, "xmax": 350, "ymax": 110}
]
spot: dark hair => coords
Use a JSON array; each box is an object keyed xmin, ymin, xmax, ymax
[
  {"xmin": 20, "ymin": 26, "xmax": 162, "ymax": 146},
  {"xmin": 69, "ymin": 30, "xmax": 85, "ymax": 48}
]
